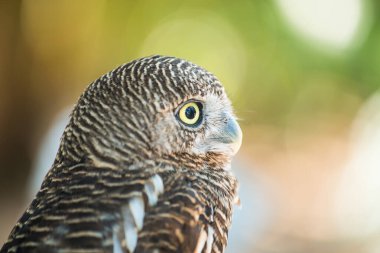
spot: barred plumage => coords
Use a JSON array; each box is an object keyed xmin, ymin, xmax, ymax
[{"xmin": 1, "ymin": 55, "xmax": 242, "ymax": 253}]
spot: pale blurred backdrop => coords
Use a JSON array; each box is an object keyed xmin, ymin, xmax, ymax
[{"xmin": 1, "ymin": 1, "xmax": 380, "ymax": 252}]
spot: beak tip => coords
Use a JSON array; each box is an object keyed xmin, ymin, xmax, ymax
[{"xmin": 226, "ymin": 117, "xmax": 243, "ymax": 155}]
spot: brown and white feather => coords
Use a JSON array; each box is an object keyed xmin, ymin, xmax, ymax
[{"xmin": 1, "ymin": 55, "xmax": 240, "ymax": 253}]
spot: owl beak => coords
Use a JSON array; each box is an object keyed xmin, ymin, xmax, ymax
[
  {"xmin": 220, "ymin": 115, "xmax": 243, "ymax": 155},
  {"xmin": 195, "ymin": 114, "xmax": 242, "ymax": 156}
]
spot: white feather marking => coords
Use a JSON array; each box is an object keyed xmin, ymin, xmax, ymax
[
  {"xmin": 194, "ymin": 228, "xmax": 207, "ymax": 253},
  {"xmin": 122, "ymin": 206, "xmax": 138, "ymax": 252},
  {"xmin": 112, "ymin": 230, "xmax": 123, "ymax": 253},
  {"xmin": 144, "ymin": 174, "xmax": 164, "ymax": 206},
  {"xmin": 205, "ymin": 226, "xmax": 214, "ymax": 253},
  {"xmin": 144, "ymin": 181, "xmax": 157, "ymax": 206},
  {"xmin": 125, "ymin": 226, "xmax": 138, "ymax": 253},
  {"xmin": 151, "ymin": 174, "xmax": 164, "ymax": 194},
  {"xmin": 128, "ymin": 197, "xmax": 145, "ymax": 230}
]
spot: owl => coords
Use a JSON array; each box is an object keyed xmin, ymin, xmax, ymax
[{"xmin": 1, "ymin": 55, "xmax": 242, "ymax": 253}]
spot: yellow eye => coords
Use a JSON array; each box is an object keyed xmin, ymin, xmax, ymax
[{"xmin": 177, "ymin": 101, "xmax": 203, "ymax": 127}]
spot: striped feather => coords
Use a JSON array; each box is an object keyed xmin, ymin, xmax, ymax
[{"xmin": 1, "ymin": 55, "xmax": 239, "ymax": 253}]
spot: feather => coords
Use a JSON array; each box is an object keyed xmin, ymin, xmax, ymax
[
  {"xmin": 1, "ymin": 56, "xmax": 240, "ymax": 253},
  {"xmin": 128, "ymin": 196, "xmax": 145, "ymax": 230}
]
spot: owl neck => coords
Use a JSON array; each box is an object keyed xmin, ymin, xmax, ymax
[
  {"xmin": 54, "ymin": 125, "xmax": 152, "ymax": 168},
  {"xmin": 55, "ymin": 139, "xmax": 231, "ymax": 172}
]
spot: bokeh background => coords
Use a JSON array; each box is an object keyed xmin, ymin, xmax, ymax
[{"xmin": 1, "ymin": 0, "xmax": 380, "ymax": 252}]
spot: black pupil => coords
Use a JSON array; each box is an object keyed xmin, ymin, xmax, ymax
[{"xmin": 185, "ymin": 106, "xmax": 196, "ymax": 119}]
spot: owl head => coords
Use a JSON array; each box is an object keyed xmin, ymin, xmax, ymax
[{"xmin": 57, "ymin": 56, "xmax": 242, "ymax": 168}]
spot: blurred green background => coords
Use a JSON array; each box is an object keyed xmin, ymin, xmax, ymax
[{"xmin": 1, "ymin": 0, "xmax": 380, "ymax": 252}]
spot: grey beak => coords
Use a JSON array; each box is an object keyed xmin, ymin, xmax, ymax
[
  {"xmin": 222, "ymin": 116, "xmax": 243, "ymax": 145},
  {"xmin": 209, "ymin": 114, "xmax": 242, "ymax": 155},
  {"xmin": 195, "ymin": 113, "xmax": 243, "ymax": 156}
]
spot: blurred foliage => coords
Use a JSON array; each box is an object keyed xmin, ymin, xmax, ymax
[
  {"xmin": 2, "ymin": 1, "xmax": 380, "ymax": 251},
  {"xmin": 0, "ymin": 0, "xmax": 379, "ymax": 191}
]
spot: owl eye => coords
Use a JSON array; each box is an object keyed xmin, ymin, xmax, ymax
[{"xmin": 176, "ymin": 101, "xmax": 203, "ymax": 127}]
